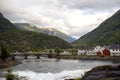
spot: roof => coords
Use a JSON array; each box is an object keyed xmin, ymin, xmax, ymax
[{"xmin": 109, "ymin": 44, "xmax": 120, "ymax": 49}]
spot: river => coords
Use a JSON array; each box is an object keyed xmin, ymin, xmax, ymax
[{"xmin": 0, "ymin": 57, "xmax": 119, "ymax": 80}]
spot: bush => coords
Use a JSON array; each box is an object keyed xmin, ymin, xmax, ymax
[
  {"xmin": 54, "ymin": 47, "xmax": 62, "ymax": 56},
  {"xmin": 49, "ymin": 49, "xmax": 53, "ymax": 54},
  {"xmin": 6, "ymin": 68, "xmax": 19, "ymax": 80},
  {"xmin": 0, "ymin": 46, "xmax": 10, "ymax": 61}
]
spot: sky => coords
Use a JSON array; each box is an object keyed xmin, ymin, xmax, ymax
[{"xmin": 0, "ymin": 0, "xmax": 120, "ymax": 39}]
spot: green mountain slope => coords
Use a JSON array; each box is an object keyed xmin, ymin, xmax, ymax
[
  {"xmin": 73, "ymin": 10, "xmax": 120, "ymax": 48},
  {"xmin": 14, "ymin": 23, "xmax": 75, "ymax": 43},
  {"xmin": 0, "ymin": 13, "xmax": 72, "ymax": 51},
  {"xmin": 0, "ymin": 13, "xmax": 17, "ymax": 32}
]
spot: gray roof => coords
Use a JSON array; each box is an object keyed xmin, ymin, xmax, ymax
[{"xmin": 109, "ymin": 44, "xmax": 120, "ymax": 49}]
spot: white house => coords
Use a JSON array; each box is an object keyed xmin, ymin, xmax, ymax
[
  {"xmin": 78, "ymin": 49, "xmax": 87, "ymax": 55},
  {"xmin": 86, "ymin": 50, "xmax": 96, "ymax": 56},
  {"xmin": 78, "ymin": 49, "xmax": 96, "ymax": 56},
  {"xmin": 94, "ymin": 46, "xmax": 105, "ymax": 53},
  {"xmin": 109, "ymin": 44, "xmax": 120, "ymax": 56}
]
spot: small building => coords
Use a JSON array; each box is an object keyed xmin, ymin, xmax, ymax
[
  {"xmin": 103, "ymin": 48, "xmax": 110, "ymax": 56},
  {"xmin": 94, "ymin": 46, "xmax": 110, "ymax": 56},
  {"xmin": 78, "ymin": 48, "xmax": 96, "ymax": 56},
  {"xmin": 109, "ymin": 44, "xmax": 120, "ymax": 56},
  {"xmin": 78, "ymin": 49, "xmax": 87, "ymax": 55},
  {"xmin": 86, "ymin": 50, "xmax": 96, "ymax": 56},
  {"xmin": 94, "ymin": 46, "xmax": 105, "ymax": 53},
  {"xmin": 94, "ymin": 46, "xmax": 104, "ymax": 56}
]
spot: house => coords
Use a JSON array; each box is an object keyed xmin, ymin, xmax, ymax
[
  {"xmin": 78, "ymin": 49, "xmax": 87, "ymax": 55},
  {"xmin": 94, "ymin": 46, "xmax": 104, "ymax": 56},
  {"xmin": 94, "ymin": 46, "xmax": 105, "ymax": 53},
  {"xmin": 109, "ymin": 44, "xmax": 120, "ymax": 56},
  {"xmin": 86, "ymin": 50, "xmax": 96, "ymax": 56},
  {"xmin": 78, "ymin": 48, "xmax": 96, "ymax": 56},
  {"xmin": 94, "ymin": 46, "xmax": 110, "ymax": 56},
  {"xmin": 78, "ymin": 45, "xmax": 120, "ymax": 56},
  {"xmin": 102, "ymin": 48, "xmax": 110, "ymax": 56}
]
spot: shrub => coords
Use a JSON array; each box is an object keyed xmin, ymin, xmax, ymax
[
  {"xmin": 6, "ymin": 68, "xmax": 19, "ymax": 80},
  {"xmin": 0, "ymin": 46, "xmax": 10, "ymax": 61},
  {"xmin": 54, "ymin": 47, "xmax": 62, "ymax": 56},
  {"xmin": 49, "ymin": 49, "xmax": 53, "ymax": 54}
]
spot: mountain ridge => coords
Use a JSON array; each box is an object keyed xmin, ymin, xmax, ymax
[
  {"xmin": 73, "ymin": 10, "xmax": 120, "ymax": 48},
  {"xmin": 0, "ymin": 13, "xmax": 72, "ymax": 51},
  {"xmin": 14, "ymin": 23, "xmax": 75, "ymax": 43}
]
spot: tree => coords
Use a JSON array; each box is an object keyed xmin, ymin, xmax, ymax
[
  {"xmin": 0, "ymin": 46, "xmax": 10, "ymax": 61},
  {"xmin": 54, "ymin": 47, "xmax": 62, "ymax": 56}
]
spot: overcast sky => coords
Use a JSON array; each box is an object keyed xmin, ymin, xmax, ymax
[{"xmin": 0, "ymin": 0, "xmax": 120, "ymax": 39}]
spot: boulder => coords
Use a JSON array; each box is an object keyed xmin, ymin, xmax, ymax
[{"xmin": 83, "ymin": 65, "xmax": 120, "ymax": 80}]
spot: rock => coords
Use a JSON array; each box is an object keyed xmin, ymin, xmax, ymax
[{"xmin": 83, "ymin": 65, "xmax": 120, "ymax": 80}]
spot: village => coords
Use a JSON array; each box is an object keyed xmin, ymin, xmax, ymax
[{"xmin": 76, "ymin": 44, "xmax": 120, "ymax": 56}]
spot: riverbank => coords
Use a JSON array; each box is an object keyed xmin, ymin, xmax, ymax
[
  {"xmin": 11, "ymin": 53, "xmax": 120, "ymax": 62},
  {"xmin": 0, "ymin": 57, "xmax": 21, "ymax": 69},
  {"xmin": 50, "ymin": 55, "xmax": 120, "ymax": 62}
]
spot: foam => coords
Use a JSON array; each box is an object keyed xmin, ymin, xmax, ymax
[{"xmin": 14, "ymin": 69, "xmax": 89, "ymax": 80}]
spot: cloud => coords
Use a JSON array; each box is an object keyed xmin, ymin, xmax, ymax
[
  {"xmin": 59, "ymin": 0, "xmax": 120, "ymax": 10},
  {"xmin": 0, "ymin": 0, "xmax": 120, "ymax": 39}
]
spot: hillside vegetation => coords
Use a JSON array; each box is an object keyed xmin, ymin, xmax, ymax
[
  {"xmin": 14, "ymin": 23, "xmax": 75, "ymax": 43},
  {"xmin": 0, "ymin": 13, "xmax": 72, "ymax": 52},
  {"xmin": 73, "ymin": 10, "xmax": 120, "ymax": 48}
]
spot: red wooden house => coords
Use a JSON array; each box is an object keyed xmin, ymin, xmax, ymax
[
  {"xmin": 103, "ymin": 48, "xmax": 110, "ymax": 56},
  {"xmin": 96, "ymin": 48, "xmax": 110, "ymax": 56}
]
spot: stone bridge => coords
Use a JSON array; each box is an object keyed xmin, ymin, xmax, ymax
[{"xmin": 11, "ymin": 52, "xmax": 52, "ymax": 60}]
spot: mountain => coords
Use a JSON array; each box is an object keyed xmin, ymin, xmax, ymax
[
  {"xmin": 0, "ymin": 13, "xmax": 17, "ymax": 32},
  {"xmin": 0, "ymin": 13, "xmax": 72, "ymax": 51},
  {"xmin": 14, "ymin": 23, "xmax": 75, "ymax": 43},
  {"xmin": 37, "ymin": 27, "xmax": 76, "ymax": 43},
  {"xmin": 73, "ymin": 10, "xmax": 120, "ymax": 48}
]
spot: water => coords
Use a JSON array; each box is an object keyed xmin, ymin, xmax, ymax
[{"xmin": 0, "ymin": 57, "xmax": 118, "ymax": 80}]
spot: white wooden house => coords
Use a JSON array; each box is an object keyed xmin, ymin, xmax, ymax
[
  {"xmin": 109, "ymin": 44, "xmax": 120, "ymax": 56},
  {"xmin": 94, "ymin": 46, "xmax": 105, "ymax": 53},
  {"xmin": 78, "ymin": 49, "xmax": 87, "ymax": 55}
]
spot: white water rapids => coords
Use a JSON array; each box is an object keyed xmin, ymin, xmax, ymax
[
  {"xmin": 1, "ymin": 69, "xmax": 88, "ymax": 80},
  {"xmin": 14, "ymin": 69, "xmax": 88, "ymax": 80}
]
